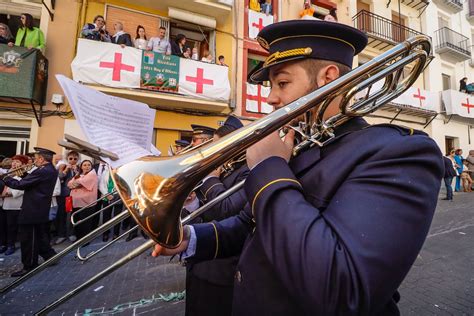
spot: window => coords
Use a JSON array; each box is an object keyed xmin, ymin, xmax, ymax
[
  {"xmin": 445, "ymin": 136, "xmax": 457, "ymax": 155},
  {"xmin": 442, "ymin": 73, "xmax": 451, "ymax": 90},
  {"xmin": 169, "ymin": 20, "xmax": 215, "ymax": 62}
]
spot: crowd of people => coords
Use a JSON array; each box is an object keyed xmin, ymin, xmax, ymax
[
  {"xmin": 80, "ymin": 15, "xmax": 227, "ymax": 66},
  {"xmin": 0, "ymin": 13, "xmax": 45, "ymax": 51},
  {"xmin": 443, "ymin": 149, "xmax": 474, "ymax": 200}
]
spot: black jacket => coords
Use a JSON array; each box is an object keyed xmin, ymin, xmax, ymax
[
  {"xmin": 112, "ymin": 33, "xmax": 133, "ymax": 47},
  {"xmin": 443, "ymin": 156, "xmax": 457, "ymax": 178},
  {"xmin": 3, "ymin": 163, "xmax": 58, "ymax": 224}
]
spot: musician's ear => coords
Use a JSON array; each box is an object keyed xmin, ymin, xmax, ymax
[{"xmin": 317, "ymin": 64, "xmax": 340, "ymax": 87}]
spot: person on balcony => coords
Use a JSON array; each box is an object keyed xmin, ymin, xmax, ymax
[
  {"xmin": 249, "ymin": 0, "xmax": 261, "ymax": 12},
  {"xmin": 261, "ymin": 0, "xmax": 273, "ymax": 15},
  {"xmin": 111, "ymin": 22, "xmax": 132, "ymax": 48},
  {"xmin": 171, "ymin": 34, "xmax": 187, "ymax": 58},
  {"xmin": 147, "ymin": 26, "xmax": 171, "ymax": 55},
  {"xmin": 299, "ymin": 1, "xmax": 315, "ymax": 19},
  {"xmin": 134, "ymin": 25, "xmax": 148, "ymax": 50},
  {"xmin": 324, "ymin": 8, "xmax": 338, "ymax": 22},
  {"xmin": 0, "ymin": 23, "xmax": 14, "ymax": 45},
  {"xmin": 460, "ymin": 77, "xmax": 468, "ymax": 93},
  {"xmin": 81, "ymin": 15, "xmax": 111, "ymax": 43},
  {"xmin": 7, "ymin": 13, "xmax": 45, "ymax": 51}
]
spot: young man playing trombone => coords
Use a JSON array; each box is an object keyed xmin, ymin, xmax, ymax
[{"xmin": 153, "ymin": 20, "xmax": 444, "ymax": 315}]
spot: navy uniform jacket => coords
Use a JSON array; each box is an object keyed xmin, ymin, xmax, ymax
[
  {"xmin": 190, "ymin": 118, "xmax": 444, "ymax": 315},
  {"xmin": 3, "ymin": 163, "xmax": 58, "ymax": 225},
  {"xmin": 190, "ymin": 163, "xmax": 249, "ymax": 286}
]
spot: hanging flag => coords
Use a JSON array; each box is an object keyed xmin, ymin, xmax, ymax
[
  {"xmin": 246, "ymin": 83, "xmax": 272, "ymax": 114},
  {"xmin": 71, "ymin": 39, "xmax": 142, "ymax": 88},
  {"xmin": 248, "ymin": 10, "xmax": 274, "ymax": 39},
  {"xmin": 442, "ymin": 90, "xmax": 474, "ymax": 118},
  {"xmin": 178, "ymin": 58, "xmax": 230, "ymax": 100}
]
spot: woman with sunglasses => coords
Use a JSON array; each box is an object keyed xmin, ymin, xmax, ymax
[
  {"xmin": 67, "ymin": 160, "xmax": 98, "ymax": 240},
  {"xmin": 7, "ymin": 13, "xmax": 45, "ymax": 50}
]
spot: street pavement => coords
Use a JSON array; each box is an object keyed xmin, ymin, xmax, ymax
[{"xmin": 1, "ymin": 192, "xmax": 473, "ymax": 315}]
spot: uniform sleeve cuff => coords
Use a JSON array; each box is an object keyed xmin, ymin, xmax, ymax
[
  {"xmin": 192, "ymin": 222, "xmax": 219, "ymax": 261},
  {"xmin": 198, "ymin": 177, "xmax": 223, "ymax": 201}
]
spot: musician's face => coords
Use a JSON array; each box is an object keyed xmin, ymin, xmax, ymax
[
  {"xmin": 11, "ymin": 159, "xmax": 22, "ymax": 169},
  {"xmin": 192, "ymin": 135, "xmax": 210, "ymax": 147},
  {"xmin": 34, "ymin": 154, "xmax": 43, "ymax": 167}
]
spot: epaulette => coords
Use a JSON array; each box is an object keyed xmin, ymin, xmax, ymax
[{"xmin": 364, "ymin": 123, "xmax": 427, "ymax": 137}]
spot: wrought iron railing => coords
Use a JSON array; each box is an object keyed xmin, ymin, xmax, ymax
[
  {"xmin": 352, "ymin": 10, "xmax": 424, "ymax": 44},
  {"xmin": 434, "ymin": 27, "xmax": 471, "ymax": 56}
]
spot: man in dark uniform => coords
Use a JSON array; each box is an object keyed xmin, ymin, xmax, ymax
[
  {"xmin": 175, "ymin": 139, "xmax": 190, "ymax": 154},
  {"xmin": 1, "ymin": 147, "xmax": 59, "ymax": 277},
  {"xmin": 155, "ymin": 20, "xmax": 444, "ymax": 315},
  {"xmin": 190, "ymin": 124, "xmax": 215, "ymax": 147},
  {"xmin": 186, "ymin": 116, "xmax": 250, "ymax": 316}
]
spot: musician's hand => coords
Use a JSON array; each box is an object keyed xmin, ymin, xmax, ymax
[
  {"xmin": 246, "ymin": 129, "xmax": 295, "ymax": 169},
  {"xmin": 208, "ymin": 166, "xmax": 222, "ymax": 178},
  {"xmin": 152, "ymin": 225, "xmax": 191, "ymax": 257},
  {"xmin": 107, "ymin": 194, "xmax": 114, "ymax": 201}
]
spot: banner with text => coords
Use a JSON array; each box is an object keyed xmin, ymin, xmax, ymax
[
  {"xmin": 141, "ymin": 51, "xmax": 180, "ymax": 92},
  {"xmin": 442, "ymin": 90, "xmax": 474, "ymax": 118}
]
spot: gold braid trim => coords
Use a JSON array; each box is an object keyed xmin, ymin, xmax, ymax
[{"xmin": 263, "ymin": 47, "xmax": 313, "ymax": 67}]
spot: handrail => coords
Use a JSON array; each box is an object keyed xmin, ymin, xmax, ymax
[{"xmin": 434, "ymin": 27, "xmax": 471, "ymax": 56}]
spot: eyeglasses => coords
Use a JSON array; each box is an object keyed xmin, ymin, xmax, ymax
[
  {"xmin": 192, "ymin": 136, "xmax": 209, "ymax": 142},
  {"xmin": 68, "ymin": 157, "xmax": 78, "ymax": 161}
]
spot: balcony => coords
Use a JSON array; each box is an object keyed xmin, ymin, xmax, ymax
[
  {"xmin": 434, "ymin": 27, "xmax": 471, "ymax": 62},
  {"xmin": 432, "ymin": 0, "xmax": 463, "ymax": 13},
  {"xmin": 0, "ymin": 44, "xmax": 47, "ymax": 126},
  {"xmin": 71, "ymin": 39, "xmax": 231, "ymax": 114},
  {"xmin": 399, "ymin": 0, "xmax": 430, "ymax": 10},
  {"xmin": 353, "ymin": 10, "xmax": 425, "ymax": 50},
  {"xmin": 467, "ymin": 0, "xmax": 474, "ymax": 23}
]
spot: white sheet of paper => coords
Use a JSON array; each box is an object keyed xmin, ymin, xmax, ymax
[{"xmin": 56, "ymin": 75, "xmax": 159, "ymax": 168}]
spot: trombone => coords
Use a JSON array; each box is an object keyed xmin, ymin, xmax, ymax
[{"xmin": 1, "ymin": 35, "xmax": 432, "ymax": 315}]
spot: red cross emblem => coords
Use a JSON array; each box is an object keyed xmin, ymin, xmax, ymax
[
  {"xmin": 99, "ymin": 53, "xmax": 135, "ymax": 81},
  {"xmin": 413, "ymin": 88, "xmax": 426, "ymax": 107},
  {"xmin": 185, "ymin": 68, "xmax": 214, "ymax": 94},
  {"xmin": 252, "ymin": 18, "xmax": 265, "ymax": 32},
  {"xmin": 462, "ymin": 98, "xmax": 474, "ymax": 114},
  {"xmin": 247, "ymin": 84, "xmax": 268, "ymax": 113}
]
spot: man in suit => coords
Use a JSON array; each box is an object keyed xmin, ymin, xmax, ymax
[
  {"xmin": 186, "ymin": 116, "xmax": 249, "ymax": 316},
  {"xmin": 154, "ymin": 19, "xmax": 444, "ymax": 315},
  {"xmin": 111, "ymin": 22, "xmax": 132, "ymax": 47},
  {"xmin": 1, "ymin": 147, "xmax": 59, "ymax": 277}
]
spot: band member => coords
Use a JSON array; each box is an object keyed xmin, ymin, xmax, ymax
[
  {"xmin": 190, "ymin": 124, "xmax": 215, "ymax": 147},
  {"xmin": 1, "ymin": 147, "xmax": 59, "ymax": 277},
  {"xmin": 154, "ymin": 20, "xmax": 444, "ymax": 314},
  {"xmin": 175, "ymin": 139, "xmax": 190, "ymax": 154},
  {"xmin": 186, "ymin": 116, "xmax": 249, "ymax": 316}
]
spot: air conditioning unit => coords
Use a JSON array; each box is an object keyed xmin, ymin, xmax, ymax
[{"xmin": 168, "ymin": 7, "xmax": 216, "ymax": 29}]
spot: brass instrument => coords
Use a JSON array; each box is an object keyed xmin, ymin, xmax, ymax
[
  {"xmin": 0, "ymin": 163, "xmax": 35, "ymax": 180},
  {"xmin": 1, "ymin": 36, "xmax": 432, "ymax": 315},
  {"xmin": 221, "ymin": 152, "xmax": 246, "ymax": 178}
]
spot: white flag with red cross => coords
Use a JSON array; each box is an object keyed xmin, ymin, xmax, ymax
[
  {"xmin": 178, "ymin": 58, "xmax": 230, "ymax": 100},
  {"xmin": 71, "ymin": 39, "xmax": 142, "ymax": 88},
  {"xmin": 248, "ymin": 9, "xmax": 274, "ymax": 39},
  {"xmin": 442, "ymin": 90, "xmax": 474, "ymax": 118},
  {"xmin": 246, "ymin": 83, "xmax": 272, "ymax": 114}
]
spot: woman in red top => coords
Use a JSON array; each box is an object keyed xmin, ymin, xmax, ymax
[{"xmin": 68, "ymin": 160, "xmax": 98, "ymax": 239}]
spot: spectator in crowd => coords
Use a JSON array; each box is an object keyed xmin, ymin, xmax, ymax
[
  {"xmin": 299, "ymin": 1, "xmax": 315, "ymax": 19},
  {"xmin": 460, "ymin": 77, "xmax": 468, "ymax": 93},
  {"xmin": 81, "ymin": 15, "xmax": 111, "ymax": 42},
  {"xmin": 1, "ymin": 158, "xmax": 12, "ymax": 172},
  {"xmin": 250, "ymin": 0, "xmax": 261, "ymax": 12},
  {"xmin": 111, "ymin": 22, "xmax": 133, "ymax": 47},
  {"xmin": 466, "ymin": 150, "xmax": 474, "ymax": 181},
  {"xmin": 147, "ymin": 26, "xmax": 171, "ymax": 55},
  {"xmin": 0, "ymin": 155, "xmax": 28, "ymax": 255},
  {"xmin": 67, "ymin": 159, "xmax": 98, "ymax": 240},
  {"xmin": 171, "ymin": 34, "xmax": 188, "ymax": 57},
  {"xmin": 0, "ymin": 23, "xmax": 14, "ymax": 45},
  {"xmin": 53, "ymin": 154, "xmax": 65, "ymax": 168},
  {"xmin": 201, "ymin": 51, "xmax": 214, "ymax": 63},
  {"xmin": 98, "ymin": 162, "xmax": 122, "ymax": 241},
  {"xmin": 461, "ymin": 161, "xmax": 473, "ymax": 192},
  {"xmin": 7, "ymin": 13, "xmax": 45, "ymax": 51},
  {"xmin": 261, "ymin": 0, "xmax": 273, "ymax": 15},
  {"xmin": 324, "ymin": 8, "xmax": 338, "ymax": 22},
  {"xmin": 218, "ymin": 55, "xmax": 228, "ymax": 66},
  {"xmin": 191, "ymin": 47, "xmax": 199, "ymax": 60},
  {"xmin": 134, "ymin": 25, "xmax": 148, "ymax": 50},
  {"xmin": 2, "ymin": 147, "xmax": 58, "ymax": 277},
  {"xmin": 454, "ymin": 149, "xmax": 464, "ymax": 192},
  {"xmin": 443, "ymin": 150, "xmax": 457, "ymax": 201},
  {"xmin": 56, "ymin": 151, "xmax": 80, "ymax": 244}
]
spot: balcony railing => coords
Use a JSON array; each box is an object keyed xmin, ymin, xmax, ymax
[
  {"xmin": 432, "ymin": 0, "xmax": 463, "ymax": 12},
  {"xmin": 353, "ymin": 10, "xmax": 424, "ymax": 48},
  {"xmin": 434, "ymin": 27, "xmax": 471, "ymax": 61}
]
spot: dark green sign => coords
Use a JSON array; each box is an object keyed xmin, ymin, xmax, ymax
[
  {"xmin": 141, "ymin": 51, "xmax": 179, "ymax": 92},
  {"xmin": 0, "ymin": 44, "xmax": 48, "ymax": 105}
]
